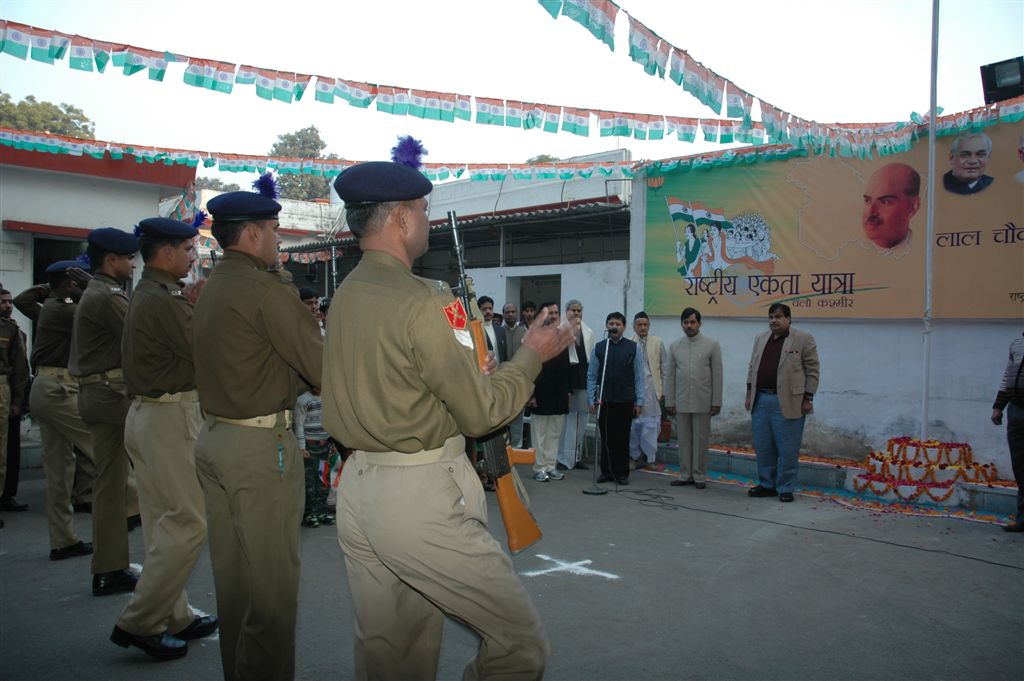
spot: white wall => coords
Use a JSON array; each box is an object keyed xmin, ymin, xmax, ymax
[{"xmin": 467, "ymin": 260, "xmax": 631, "ymax": 333}]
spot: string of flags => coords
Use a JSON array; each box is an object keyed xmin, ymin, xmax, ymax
[
  {"xmin": 2, "ymin": 95, "xmax": 1020, "ymax": 188},
  {"xmin": 4, "ymin": 17, "xmax": 1019, "ymax": 156}
]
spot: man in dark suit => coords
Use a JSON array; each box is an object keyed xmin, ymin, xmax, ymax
[{"xmin": 477, "ymin": 295, "xmax": 507, "ymax": 362}]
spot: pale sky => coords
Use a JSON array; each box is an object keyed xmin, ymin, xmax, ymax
[{"xmin": 0, "ymin": 0, "xmax": 1021, "ymax": 184}]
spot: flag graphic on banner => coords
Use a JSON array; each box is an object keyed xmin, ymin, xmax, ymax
[{"xmin": 666, "ymin": 197, "xmax": 730, "ymax": 228}]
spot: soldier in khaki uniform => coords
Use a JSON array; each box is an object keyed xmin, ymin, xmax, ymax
[
  {"xmin": 110, "ymin": 217, "xmax": 217, "ymax": 660},
  {"xmin": 323, "ymin": 154, "xmax": 575, "ymax": 681},
  {"xmin": 193, "ymin": 184, "xmax": 323, "ymax": 681},
  {"xmin": 14, "ymin": 261, "xmax": 96, "ymax": 559},
  {"xmin": 0, "ymin": 289, "xmax": 29, "ymax": 518},
  {"xmin": 69, "ymin": 227, "xmax": 139, "ymax": 596}
]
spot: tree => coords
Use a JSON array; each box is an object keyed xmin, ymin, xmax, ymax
[
  {"xmin": 0, "ymin": 91, "xmax": 96, "ymax": 139},
  {"xmin": 268, "ymin": 125, "xmax": 340, "ymax": 201},
  {"xmin": 194, "ymin": 176, "xmax": 240, "ymax": 192},
  {"xmin": 526, "ymin": 154, "xmax": 560, "ymax": 165}
]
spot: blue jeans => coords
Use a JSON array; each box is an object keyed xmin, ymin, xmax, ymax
[{"xmin": 751, "ymin": 392, "xmax": 805, "ymax": 493}]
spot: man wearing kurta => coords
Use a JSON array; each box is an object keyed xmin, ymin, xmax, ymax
[
  {"xmin": 193, "ymin": 182, "xmax": 324, "ymax": 681},
  {"xmin": 323, "ymin": 148, "xmax": 575, "ymax": 681},
  {"xmin": 665, "ymin": 308, "xmax": 723, "ymax": 488}
]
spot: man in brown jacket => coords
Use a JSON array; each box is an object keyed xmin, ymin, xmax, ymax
[{"xmin": 744, "ymin": 303, "xmax": 820, "ymax": 503}]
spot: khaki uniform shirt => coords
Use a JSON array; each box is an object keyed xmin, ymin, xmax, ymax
[
  {"xmin": 26, "ymin": 295, "xmax": 77, "ymax": 370},
  {"xmin": 321, "ymin": 250, "xmax": 542, "ymax": 453},
  {"xmin": 69, "ymin": 273, "xmax": 129, "ymax": 377},
  {"xmin": 0, "ymin": 317, "xmax": 29, "ymax": 402},
  {"xmin": 122, "ymin": 267, "xmax": 195, "ymax": 397},
  {"xmin": 193, "ymin": 250, "xmax": 323, "ymax": 418}
]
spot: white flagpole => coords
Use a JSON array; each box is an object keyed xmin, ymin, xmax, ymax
[{"xmin": 921, "ymin": 0, "xmax": 940, "ymax": 441}]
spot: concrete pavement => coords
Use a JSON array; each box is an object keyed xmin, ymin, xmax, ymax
[{"xmin": 1, "ymin": 465, "xmax": 1022, "ymax": 680}]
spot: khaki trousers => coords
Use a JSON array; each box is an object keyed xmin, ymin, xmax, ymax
[
  {"xmin": 118, "ymin": 396, "xmax": 206, "ymax": 636},
  {"xmin": 675, "ymin": 412, "xmax": 711, "ymax": 483},
  {"xmin": 78, "ymin": 381, "xmax": 132, "ymax": 574},
  {"xmin": 531, "ymin": 414, "xmax": 565, "ymax": 474},
  {"xmin": 195, "ymin": 415, "xmax": 304, "ymax": 681},
  {"xmin": 29, "ymin": 373, "xmax": 95, "ymax": 550},
  {"xmin": 339, "ymin": 436, "xmax": 548, "ymax": 681},
  {"xmin": 0, "ymin": 380, "xmax": 10, "ymax": 494}
]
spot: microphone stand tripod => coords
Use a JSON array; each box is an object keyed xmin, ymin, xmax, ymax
[{"xmin": 582, "ymin": 331, "xmax": 611, "ymax": 496}]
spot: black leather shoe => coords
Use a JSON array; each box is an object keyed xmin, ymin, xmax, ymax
[
  {"xmin": 779, "ymin": 492, "xmax": 794, "ymax": 502},
  {"xmin": 596, "ymin": 474, "xmax": 613, "ymax": 483},
  {"xmin": 616, "ymin": 477, "xmax": 629, "ymax": 486},
  {"xmin": 1002, "ymin": 521, "xmax": 1024, "ymax": 533},
  {"xmin": 695, "ymin": 482, "xmax": 707, "ymax": 490},
  {"xmin": 748, "ymin": 485, "xmax": 778, "ymax": 498},
  {"xmin": 556, "ymin": 462, "xmax": 570, "ymax": 471},
  {"xmin": 111, "ymin": 625, "xmax": 187, "ymax": 660},
  {"xmin": 575, "ymin": 462, "xmax": 590, "ymax": 470},
  {"xmin": 93, "ymin": 569, "xmax": 138, "ymax": 596},
  {"xmin": 671, "ymin": 479, "xmax": 694, "ymax": 487},
  {"xmin": 0, "ymin": 496, "xmax": 28, "ymax": 511},
  {"xmin": 172, "ymin": 615, "xmax": 218, "ymax": 640},
  {"xmin": 126, "ymin": 514, "xmax": 142, "ymax": 531},
  {"xmin": 50, "ymin": 541, "xmax": 93, "ymax": 561},
  {"xmin": 73, "ymin": 502, "xmax": 92, "ymax": 514}
]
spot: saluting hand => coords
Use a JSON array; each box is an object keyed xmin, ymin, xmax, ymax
[{"xmin": 521, "ymin": 306, "xmax": 576, "ymax": 364}]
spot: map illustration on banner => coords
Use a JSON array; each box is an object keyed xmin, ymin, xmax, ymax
[{"xmin": 644, "ymin": 121, "xmax": 1024, "ymax": 319}]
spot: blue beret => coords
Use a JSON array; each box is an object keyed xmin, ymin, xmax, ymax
[
  {"xmin": 333, "ymin": 161, "xmax": 433, "ymax": 204},
  {"xmin": 88, "ymin": 228, "xmax": 138, "ymax": 254},
  {"xmin": 136, "ymin": 217, "xmax": 198, "ymax": 239},
  {"xmin": 46, "ymin": 259, "xmax": 90, "ymax": 274},
  {"xmin": 206, "ymin": 191, "xmax": 281, "ymax": 222}
]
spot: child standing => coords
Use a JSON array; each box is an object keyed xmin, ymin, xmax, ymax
[{"xmin": 294, "ymin": 388, "xmax": 337, "ymax": 527}]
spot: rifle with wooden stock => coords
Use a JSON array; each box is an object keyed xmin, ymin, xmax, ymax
[{"xmin": 448, "ymin": 210, "xmax": 543, "ymax": 554}]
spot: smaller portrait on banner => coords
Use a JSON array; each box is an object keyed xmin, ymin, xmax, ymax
[
  {"xmin": 861, "ymin": 162, "xmax": 921, "ymax": 255},
  {"xmin": 943, "ymin": 131, "xmax": 994, "ymax": 195}
]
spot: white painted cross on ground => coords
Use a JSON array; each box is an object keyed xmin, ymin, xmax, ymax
[{"xmin": 520, "ymin": 554, "xmax": 620, "ymax": 580}]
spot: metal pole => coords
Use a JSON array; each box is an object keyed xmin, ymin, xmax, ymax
[
  {"xmin": 583, "ymin": 331, "xmax": 611, "ymax": 496},
  {"xmin": 921, "ymin": 0, "xmax": 940, "ymax": 440},
  {"xmin": 330, "ymin": 244, "xmax": 338, "ymax": 295}
]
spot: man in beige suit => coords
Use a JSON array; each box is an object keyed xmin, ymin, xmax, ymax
[
  {"xmin": 744, "ymin": 303, "xmax": 819, "ymax": 503},
  {"xmin": 665, "ymin": 308, "xmax": 722, "ymax": 489}
]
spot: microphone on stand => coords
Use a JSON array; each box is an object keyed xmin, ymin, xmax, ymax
[{"xmin": 583, "ymin": 329, "xmax": 612, "ymax": 496}]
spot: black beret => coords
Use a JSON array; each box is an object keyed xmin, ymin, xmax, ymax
[
  {"xmin": 136, "ymin": 217, "xmax": 199, "ymax": 240},
  {"xmin": 332, "ymin": 161, "xmax": 433, "ymax": 204},
  {"xmin": 206, "ymin": 191, "xmax": 282, "ymax": 222},
  {"xmin": 298, "ymin": 287, "xmax": 318, "ymax": 301},
  {"xmin": 46, "ymin": 259, "xmax": 90, "ymax": 273},
  {"xmin": 88, "ymin": 228, "xmax": 138, "ymax": 254}
]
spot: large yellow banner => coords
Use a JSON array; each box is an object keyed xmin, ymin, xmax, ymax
[{"xmin": 644, "ymin": 121, "xmax": 1024, "ymax": 318}]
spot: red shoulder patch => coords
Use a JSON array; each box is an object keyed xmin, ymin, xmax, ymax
[{"xmin": 442, "ymin": 298, "xmax": 468, "ymax": 330}]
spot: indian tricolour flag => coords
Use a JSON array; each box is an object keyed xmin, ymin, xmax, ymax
[
  {"xmin": 2, "ymin": 22, "xmax": 31, "ymax": 60},
  {"xmin": 314, "ymin": 76, "xmax": 335, "ymax": 104},
  {"xmin": 146, "ymin": 53, "xmax": 169, "ymax": 82},
  {"xmin": 454, "ymin": 94, "xmax": 472, "ymax": 121},
  {"xmin": 586, "ymin": 0, "xmax": 618, "ymax": 51},
  {"xmin": 376, "ymin": 86, "xmax": 397, "ymax": 114},
  {"xmin": 421, "ymin": 92, "xmax": 443, "ymax": 120},
  {"xmin": 598, "ymin": 111, "xmax": 616, "ymax": 137},
  {"xmin": 561, "ymin": 108, "xmax": 590, "ymax": 137},
  {"xmin": 235, "ymin": 64, "xmax": 259, "ymax": 86},
  {"xmin": 666, "ymin": 198, "xmax": 728, "ymax": 227},
  {"xmin": 255, "ymin": 69, "xmax": 276, "ymax": 100},
  {"xmin": 183, "ymin": 60, "xmax": 210, "ymax": 89},
  {"xmin": 274, "ymin": 73, "xmax": 296, "ymax": 103},
  {"xmin": 505, "ymin": 101, "xmax": 525, "ymax": 128},
  {"xmin": 668, "ymin": 49, "xmax": 685, "ymax": 86},
  {"xmin": 68, "ymin": 36, "xmax": 94, "ymax": 71},
  {"xmin": 542, "ymin": 105, "xmax": 561, "ymax": 133},
  {"xmin": 633, "ymin": 115, "xmax": 650, "ymax": 140},
  {"xmin": 700, "ymin": 119, "xmax": 719, "ymax": 142},
  {"xmin": 666, "ymin": 116, "xmax": 698, "ymax": 142},
  {"xmin": 510, "ymin": 164, "xmax": 533, "ymax": 180},
  {"xmin": 647, "ymin": 115, "xmax": 666, "ymax": 140},
  {"xmin": 119, "ymin": 47, "xmax": 152, "ymax": 76},
  {"xmin": 438, "ymin": 92, "xmax": 456, "ymax": 122},
  {"xmin": 999, "ymin": 96, "xmax": 1024, "ymax": 123},
  {"xmin": 651, "ymin": 40, "xmax": 670, "ymax": 79},
  {"xmin": 707, "ymin": 73, "xmax": 725, "ymax": 114},
  {"xmin": 408, "ymin": 90, "xmax": 428, "ymax": 118},
  {"xmin": 212, "ymin": 63, "xmax": 236, "ymax": 93},
  {"xmin": 682, "ymin": 55, "xmax": 703, "ymax": 101},
  {"xmin": 476, "ymin": 98, "xmax": 505, "ymax": 126},
  {"xmin": 83, "ymin": 141, "xmax": 106, "ymax": 159},
  {"xmin": 293, "ymin": 74, "xmax": 311, "ymax": 101},
  {"xmin": 342, "ymin": 80, "xmax": 375, "ymax": 108},
  {"xmin": 392, "ymin": 89, "xmax": 410, "ymax": 115},
  {"xmin": 523, "ymin": 103, "xmax": 544, "ymax": 130},
  {"xmin": 719, "ymin": 120, "xmax": 740, "ymax": 144},
  {"xmin": 30, "ymin": 29, "xmax": 54, "ymax": 64},
  {"xmin": 627, "ymin": 16, "xmax": 655, "ymax": 72},
  {"xmin": 49, "ymin": 31, "xmax": 71, "ymax": 60},
  {"xmin": 725, "ymin": 84, "xmax": 747, "ymax": 119}
]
